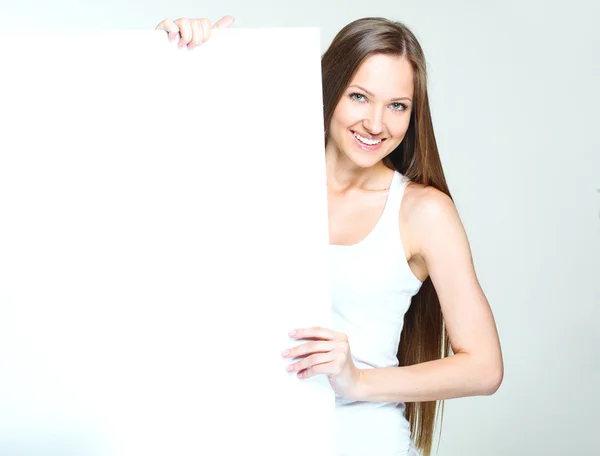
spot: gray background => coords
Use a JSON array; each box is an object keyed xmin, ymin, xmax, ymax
[{"xmin": 1, "ymin": 0, "xmax": 598, "ymax": 454}]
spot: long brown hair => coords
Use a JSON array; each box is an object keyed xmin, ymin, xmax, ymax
[{"xmin": 321, "ymin": 17, "xmax": 452, "ymax": 456}]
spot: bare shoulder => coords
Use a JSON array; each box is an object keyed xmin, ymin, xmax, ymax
[
  {"xmin": 403, "ymin": 181, "xmax": 455, "ymax": 219},
  {"xmin": 400, "ymin": 182, "xmax": 462, "ymax": 242},
  {"xmin": 401, "ymin": 181, "xmax": 464, "ymax": 272}
]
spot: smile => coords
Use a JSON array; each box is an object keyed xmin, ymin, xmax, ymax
[{"xmin": 351, "ymin": 130, "xmax": 385, "ymax": 151}]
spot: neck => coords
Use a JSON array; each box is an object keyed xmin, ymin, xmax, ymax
[{"xmin": 325, "ymin": 142, "xmax": 393, "ymax": 193}]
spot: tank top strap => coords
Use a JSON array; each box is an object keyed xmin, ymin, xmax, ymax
[{"xmin": 379, "ymin": 171, "xmax": 409, "ymax": 227}]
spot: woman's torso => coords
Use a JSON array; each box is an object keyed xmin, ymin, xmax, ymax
[{"xmin": 328, "ymin": 170, "xmax": 423, "ymax": 456}]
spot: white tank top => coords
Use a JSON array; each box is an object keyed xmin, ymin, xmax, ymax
[{"xmin": 329, "ymin": 171, "xmax": 423, "ymax": 456}]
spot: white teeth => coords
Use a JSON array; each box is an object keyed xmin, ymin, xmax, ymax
[{"xmin": 353, "ymin": 132, "xmax": 381, "ymax": 146}]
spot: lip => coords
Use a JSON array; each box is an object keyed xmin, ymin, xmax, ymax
[{"xmin": 350, "ymin": 130, "xmax": 385, "ymax": 151}]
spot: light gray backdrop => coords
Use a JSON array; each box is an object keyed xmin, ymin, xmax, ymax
[{"xmin": 1, "ymin": 0, "xmax": 598, "ymax": 455}]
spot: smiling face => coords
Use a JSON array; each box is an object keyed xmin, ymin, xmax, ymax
[{"xmin": 326, "ymin": 53, "xmax": 415, "ymax": 170}]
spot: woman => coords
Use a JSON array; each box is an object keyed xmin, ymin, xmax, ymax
[{"xmin": 156, "ymin": 15, "xmax": 504, "ymax": 456}]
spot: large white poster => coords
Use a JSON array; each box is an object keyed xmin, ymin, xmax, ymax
[{"xmin": 0, "ymin": 29, "xmax": 334, "ymax": 456}]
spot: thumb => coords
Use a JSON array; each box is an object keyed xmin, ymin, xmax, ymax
[{"xmin": 214, "ymin": 15, "xmax": 236, "ymax": 29}]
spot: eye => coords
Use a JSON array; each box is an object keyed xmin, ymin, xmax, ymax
[
  {"xmin": 390, "ymin": 102, "xmax": 407, "ymax": 111},
  {"xmin": 349, "ymin": 92, "xmax": 367, "ymax": 103}
]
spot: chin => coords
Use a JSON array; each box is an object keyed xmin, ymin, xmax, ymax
[
  {"xmin": 347, "ymin": 154, "xmax": 383, "ymax": 169},
  {"xmin": 341, "ymin": 142, "xmax": 389, "ymax": 169}
]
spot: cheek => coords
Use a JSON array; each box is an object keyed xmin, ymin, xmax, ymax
[
  {"xmin": 389, "ymin": 115, "xmax": 411, "ymax": 139},
  {"xmin": 331, "ymin": 99, "xmax": 361, "ymax": 129},
  {"xmin": 327, "ymin": 108, "xmax": 344, "ymax": 144}
]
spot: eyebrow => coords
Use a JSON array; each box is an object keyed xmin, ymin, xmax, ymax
[{"xmin": 348, "ymin": 84, "xmax": 412, "ymax": 102}]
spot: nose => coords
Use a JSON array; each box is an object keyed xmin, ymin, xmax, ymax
[{"xmin": 362, "ymin": 106, "xmax": 384, "ymax": 135}]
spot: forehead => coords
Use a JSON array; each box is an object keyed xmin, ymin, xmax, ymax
[{"xmin": 349, "ymin": 53, "xmax": 414, "ymax": 98}]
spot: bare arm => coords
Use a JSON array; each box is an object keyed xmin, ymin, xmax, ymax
[{"xmin": 355, "ymin": 186, "xmax": 503, "ymax": 402}]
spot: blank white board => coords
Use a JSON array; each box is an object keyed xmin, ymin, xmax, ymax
[{"xmin": 0, "ymin": 29, "xmax": 334, "ymax": 456}]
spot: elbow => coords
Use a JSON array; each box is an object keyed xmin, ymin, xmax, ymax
[
  {"xmin": 465, "ymin": 351, "xmax": 503, "ymax": 396},
  {"xmin": 459, "ymin": 350, "xmax": 504, "ymax": 396},
  {"xmin": 480, "ymin": 362, "xmax": 504, "ymax": 396}
]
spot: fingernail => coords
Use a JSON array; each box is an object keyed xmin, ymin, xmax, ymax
[
  {"xmin": 286, "ymin": 365, "xmax": 294, "ymax": 372},
  {"xmin": 281, "ymin": 350, "xmax": 289, "ymax": 357},
  {"xmin": 288, "ymin": 330, "xmax": 296, "ymax": 336}
]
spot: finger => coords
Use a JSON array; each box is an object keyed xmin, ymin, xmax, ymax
[
  {"xmin": 155, "ymin": 18, "xmax": 179, "ymax": 42},
  {"xmin": 187, "ymin": 20, "xmax": 203, "ymax": 49},
  {"xmin": 286, "ymin": 353, "xmax": 335, "ymax": 374},
  {"xmin": 214, "ymin": 15, "xmax": 236, "ymax": 29},
  {"xmin": 282, "ymin": 341, "xmax": 333, "ymax": 359},
  {"xmin": 200, "ymin": 18, "xmax": 212, "ymax": 43},
  {"xmin": 175, "ymin": 18, "xmax": 193, "ymax": 48},
  {"xmin": 301, "ymin": 362, "xmax": 338, "ymax": 379},
  {"xmin": 289, "ymin": 327, "xmax": 337, "ymax": 341}
]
